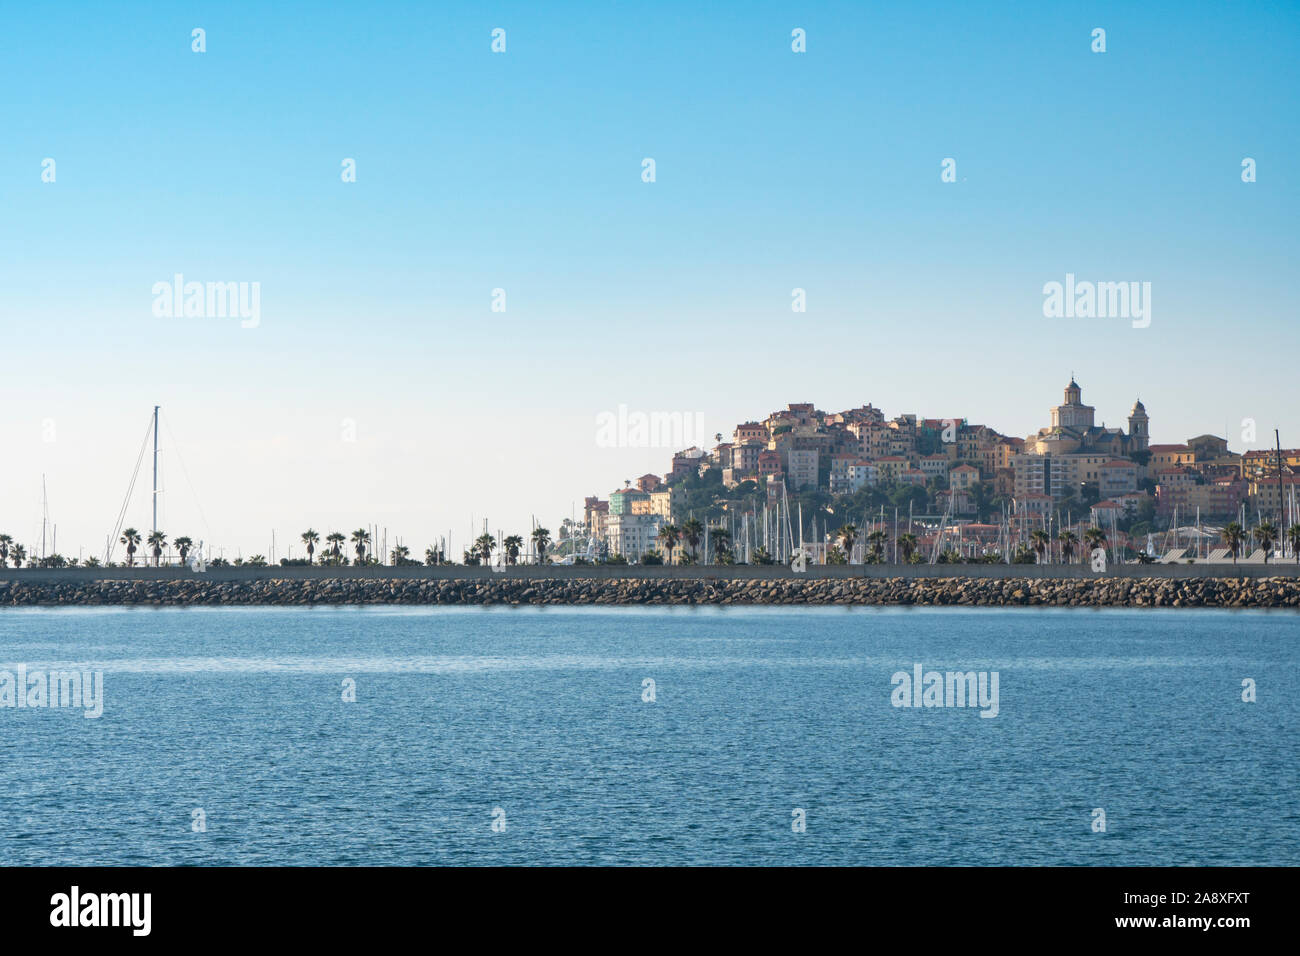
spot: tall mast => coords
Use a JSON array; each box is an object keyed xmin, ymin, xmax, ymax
[
  {"xmin": 1276, "ymin": 429, "xmax": 1285, "ymax": 538},
  {"xmin": 151, "ymin": 405, "xmax": 160, "ymax": 537}
]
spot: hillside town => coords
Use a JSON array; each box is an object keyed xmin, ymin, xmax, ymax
[
  {"xmin": 569, "ymin": 378, "xmax": 1300, "ymax": 566},
  {"xmin": 3, "ymin": 379, "xmax": 1298, "ymax": 570}
]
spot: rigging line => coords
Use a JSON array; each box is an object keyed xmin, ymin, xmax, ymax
[
  {"xmin": 161, "ymin": 412, "xmax": 215, "ymax": 543},
  {"xmin": 106, "ymin": 414, "xmax": 154, "ymax": 563},
  {"xmin": 108, "ymin": 429, "xmax": 150, "ymax": 563}
]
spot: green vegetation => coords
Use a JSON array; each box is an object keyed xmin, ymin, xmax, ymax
[
  {"xmin": 1253, "ymin": 521, "xmax": 1277, "ymax": 563},
  {"xmin": 1223, "ymin": 522, "xmax": 1245, "ymax": 564}
]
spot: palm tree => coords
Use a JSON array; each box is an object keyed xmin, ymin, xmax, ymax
[
  {"xmin": 424, "ymin": 546, "xmax": 441, "ymax": 566},
  {"xmin": 1253, "ymin": 521, "xmax": 1277, "ymax": 564},
  {"xmin": 121, "ymin": 528, "xmax": 141, "ymax": 566},
  {"xmin": 1223, "ymin": 522, "xmax": 1245, "ymax": 565},
  {"xmin": 350, "ymin": 528, "xmax": 371, "ymax": 564},
  {"xmin": 658, "ymin": 524, "xmax": 680, "ymax": 565},
  {"xmin": 0, "ymin": 534, "xmax": 11, "ymax": 567},
  {"xmin": 503, "ymin": 535, "xmax": 524, "ymax": 565},
  {"xmin": 147, "ymin": 530, "xmax": 167, "ymax": 567},
  {"xmin": 1030, "ymin": 529, "xmax": 1050, "ymax": 564},
  {"xmin": 867, "ymin": 529, "xmax": 888, "ymax": 563},
  {"xmin": 301, "ymin": 529, "xmax": 319, "ymax": 565},
  {"xmin": 1288, "ymin": 523, "xmax": 1300, "ymax": 564},
  {"xmin": 474, "ymin": 533, "xmax": 496, "ymax": 564},
  {"xmin": 898, "ymin": 532, "xmax": 918, "ymax": 563},
  {"xmin": 1083, "ymin": 526, "xmax": 1107, "ymax": 555},
  {"xmin": 836, "ymin": 524, "xmax": 858, "ymax": 561},
  {"xmin": 681, "ymin": 519, "xmax": 704, "ymax": 561},
  {"xmin": 530, "ymin": 526, "xmax": 551, "ymax": 564},
  {"xmin": 1057, "ymin": 530, "xmax": 1077, "ymax": 564},
  {"xmin": 326, "ymin": 532, "xmax": 346, "ymax": 563},
  {"xmin": 390, "ymin": 544, "xmax": 411, "ymax": 565},
  {"xmin": 174, "ymin": 536, "xmax": 194, "ymax": 563},
  {"xmin": 709, "ymin": 526, "xmax": 731, "ymax": 564},
  {"xmin": 11, "ymin": 543, "xmax": 26, "ymax": 568}
]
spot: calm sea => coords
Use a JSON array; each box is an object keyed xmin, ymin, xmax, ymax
[{"xmin": 0, "ymin": 606, "xmax": 1295, "ymax": 866}]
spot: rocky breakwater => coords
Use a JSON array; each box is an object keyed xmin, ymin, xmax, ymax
[{"xmin": 2, "ymin": 576, "xmax": 1299, "ymax": 608}]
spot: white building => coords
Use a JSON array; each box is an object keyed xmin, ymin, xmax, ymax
[
  {"xmin": 830, "ymin": 460, "xmax": 877, "ymax": 495},
  {"xmin": 787, "ymin": 448, "xmax": 819, "ymax": 490},
  {"xmin": 604, "ymin": 513, "xmax": 663, "ymax": 561}
]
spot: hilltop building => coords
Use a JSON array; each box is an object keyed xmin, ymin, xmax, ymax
[{"xmin": 1028, "ymin": 378, "xmax": 1149, "ymax": 458}]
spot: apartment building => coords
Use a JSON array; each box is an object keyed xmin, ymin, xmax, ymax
[
  {"xmin": 1240, "ymin": 448, "xmax": 1300, "ymax": 479},
  {"xmin": 1157, "ymin": 477, "xmax": 1248, "ymax": 519},
  {"xmin": 609, "ymin": 486, "xmax": 649, "ymax": 515},
  {"xmin": 1147, "ymin": 444, "xmax": 1194, "ymax": 470},
  {"xmin": 1098, "ymin": 460, "xmax": 1138, "ymax": 498},
  {"xmin": 1012, "ymin": 452, "xmax": 1123, "ymax": 499},
  {"xmin": 787, "ymin": 448, "xmax": 820, "ymax": 490},
  {"xmin": 669, "ymin": 446, "xmax": 707, "ymax": 479},
  {"xmin": 604, "ymin": 513, "xmax": 663, "ymax": 561},
  {"xmin": 918, "ymin": 454, "xmax": 949, "ymax": 481},
  {"xmin": 949, "ymin": 464, "xmax": 980, "ymax": 492},
  {"xmin": 873, "ymin": 455, "xmax": 907, "ymax": 483},
  {"xmin": 1248, "ymin": 474, "xmax": 1300, "ymax": 515},
  {"xmin": 648, "ymin": 487, "xmax": 678, "ymax": 519}
]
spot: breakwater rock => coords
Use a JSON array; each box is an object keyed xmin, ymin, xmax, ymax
[{"xmin": 2, "ymin": 576, "xmax": 1299, "ymax": 608}]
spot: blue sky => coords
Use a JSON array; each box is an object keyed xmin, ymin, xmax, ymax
[{"xmin": 1, "ymin": 1, "xmax": 1297, "ymax": 559}]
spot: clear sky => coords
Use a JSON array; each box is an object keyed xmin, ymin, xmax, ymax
[{"xmin": 1, "ymin": 1, "xmax": 1297, "ymax": 561}]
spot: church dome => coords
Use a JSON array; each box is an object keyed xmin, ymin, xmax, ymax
[{"xmin": 1131, "ymin": 399, "xmax": 1146, "ymax": 415}]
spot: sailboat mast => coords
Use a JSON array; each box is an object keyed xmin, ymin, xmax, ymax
[
  {"xmin": 151, "ymin": 405, "xmax": 160, "ymax": 537},
  {"xmin": 1276, "ymin": 429, "xmax": 1285, "ymax": 537}
]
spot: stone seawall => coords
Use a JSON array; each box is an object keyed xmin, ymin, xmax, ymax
[{"xmin": 2, "ymin": 576, "xmax": 1299, "ymax": 608}]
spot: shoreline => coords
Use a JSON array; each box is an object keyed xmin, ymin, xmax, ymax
[{"xmin": 2, "ymin": 574, "xmax": 1299, "ymax": 608}]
